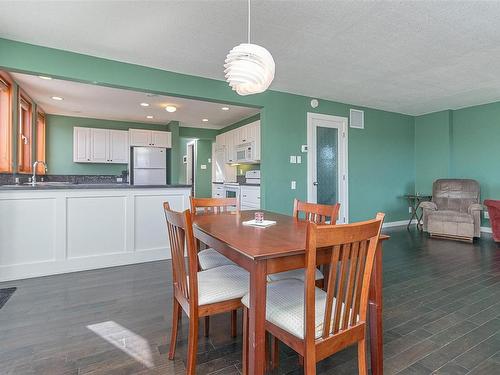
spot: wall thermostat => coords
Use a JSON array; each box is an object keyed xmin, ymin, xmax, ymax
[{"xmin": 310, "ymin": 99, "xmax": 319, "ymax": 108}]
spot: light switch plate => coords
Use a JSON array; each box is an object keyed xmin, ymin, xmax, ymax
[
  {"xmin": 201, "ymin": 164, "xmax": 207, "ymax": 170},
  {"xmin": 291, "ymin": 181, "xmax": 296, "ymax": 190},
  {"xmin": 290, "ymin": 155, "xmax": 297, "ymax": 164},
  {"xmin": 208, "ymin": 158, "xmax": 211, "ymax": 163},
  {"xmin": 484, "ymin": 211, "xmax": 490, "ymax": 219},
  {"xmin": 296, "ymin": 156, "xmax": 302, "ymax": 164}
]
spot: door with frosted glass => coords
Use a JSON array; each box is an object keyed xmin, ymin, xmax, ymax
[{"xmin": 308, "ymin": 114, "xmax": 348, "ymax": 223}]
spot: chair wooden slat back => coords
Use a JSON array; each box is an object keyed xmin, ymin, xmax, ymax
[
  {"xmin": 163, "ymin": 202, "xmax": 199, "ymax": 308},
  {"xmin": 293, "ymin": 199, "xmax": 340, "ymax": 224},
  {"xmin": 303, "ymin": 213, "xmax": 385, "ymax": 340},
  {"xmin": 190, "ymin": 197, "xmax": 239, "ymax": 215}
]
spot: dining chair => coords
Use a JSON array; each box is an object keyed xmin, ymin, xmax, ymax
[
  {"xmin": 242, "ymin": 213, "xmax": 385, "ymax": 375},
  {"xmin": 190, "ymin": 196, "xmax": 238, "ymax": 270},
  {"xmin": 163, "ymin": 202, "xmax": 249, "ymax": 374},
  {"xmin": 267, "ymin": 199, "xmax": 340, "ymax": 283},
  {"xmin": 189, "ymin": 196, "xmax": 241, "ymax": 337}
]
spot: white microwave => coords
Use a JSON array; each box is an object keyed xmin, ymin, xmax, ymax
[{"xmin": 235, "ymin": 142, "xmax": 255, "ymax": 163}]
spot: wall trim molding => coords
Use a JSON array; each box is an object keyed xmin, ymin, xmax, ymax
[
  {"xmin": 383, "ymin": 219, "xmax": 416, "ymax": 228},
  {"xmin": 480, "ymin": 226, "xmax": 492, "ymax": 233}
]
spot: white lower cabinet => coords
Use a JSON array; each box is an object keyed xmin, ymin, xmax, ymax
[
  {"xmin": 240, "ymin": 185, "xmax": 260, "ymax": 210},
  {"xmin": 0, "ymin": 187, "xmax": 191, "ymax": 282},
  {"xmin": 212, "ymin": 183, "xmax": 224, "ymax": 198}
]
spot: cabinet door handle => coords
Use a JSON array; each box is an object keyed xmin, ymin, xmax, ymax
[{"xmin": 243, "ymin": 195, "xmax": 247, "ymax": 197}]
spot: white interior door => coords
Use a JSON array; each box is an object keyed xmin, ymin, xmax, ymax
[{"xmin": 307, "ymin": 113, "xmax": 348, "ymax": 223}]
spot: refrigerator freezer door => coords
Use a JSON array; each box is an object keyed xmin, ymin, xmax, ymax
[
  {"xmin": 133, "ymin": 147, "xmax": 167, "ymax": 169},
  {"xmin": 133, "ymin": 168, "xmax": 167, "ymax": 185}
]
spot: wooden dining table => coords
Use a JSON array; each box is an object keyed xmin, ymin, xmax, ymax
[{"xmin": 193, "ymin": 210, "xmax": 388, "ymax": 375}]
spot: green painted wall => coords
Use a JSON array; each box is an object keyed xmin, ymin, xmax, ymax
[
  {"xmin": 219, "ymin": 113, "xmax": 260, "ymax": 134},
  {"xmin": 179, "ymin": 126, "xmax": 218, "ymax": 140},
  {"xmin": 0, "ymin": 38, "xmax": 415, "ymax": 221},
  {"xmin": 177, "ymin": 137, "xmax": 213, "ymax": 197},
  {"xmin": 195, "ymin": 139, "xmax": 213, "ymax": 197},
  {"xmin": 414, "ymin": 110, "xmax": 452, "ymax": 194},
  {"xmin": 414, "ymin": 102, "xmax": 500, "ymax": 228},
  {"xmin": 45, "ymin": 114, "xmax": 169, "ymax": 175}
]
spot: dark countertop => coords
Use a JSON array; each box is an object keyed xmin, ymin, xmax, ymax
[
  {"xmin": 0, "ymin": 183, "xmax": 192, "ymax": 191},
  {"xmin": 212, "ymin": 181, "xmax": 260, "ymax": 186}
]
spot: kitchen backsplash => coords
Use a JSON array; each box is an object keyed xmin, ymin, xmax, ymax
[{"xmin": 0, "ymin": 173, "xmax": 128, "ymax": 185}]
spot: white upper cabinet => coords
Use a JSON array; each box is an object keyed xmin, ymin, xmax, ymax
[
  {"xmin": 151, "ymin": 130, "xmax": 171, "ymax": 148},
  {"xmin": 73, "ymin": 127, "xmax": 91, "ymax": 162},
  {"xmin": 129, "ymin": 129, "xmax": 151, "ymax": 147},
  {"xmin": 215, "ymin": 120, "xmax": 260, "ymax": 164},
  {"xmin": 108, "ymin": 130, "xmax": 129, "ymax": 163},
  {"xmin": 90, "ymin": 128, "xmax": 109, "ymax": 162},
  {"xmin": 225, "ymin": 131, "xmax": 236, "ymax": 163},
  {"xmin": 129, "ymin": 129, "xmax": 171, "ymax": 148},
  {"xmin": 73, "ymin": 127, "xmax": 129, "ymax": 164}
]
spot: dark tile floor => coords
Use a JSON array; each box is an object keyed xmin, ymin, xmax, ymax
[{"xmin": 0, "ymin": 227, "xmax": 499, "ymax": 374}]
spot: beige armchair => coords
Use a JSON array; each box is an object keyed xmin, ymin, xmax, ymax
[{"xmin": 421, "ymin": 179, "xmax": 482, "ymax": 242}]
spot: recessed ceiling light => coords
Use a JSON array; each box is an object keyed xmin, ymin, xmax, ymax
[
  {"xmin": 165, "ymin": 105, "xmax": 177, "ymax": 113},
  {"xmin": 51, "ymin": 96, "xmax": 63, "ymax": 101},
  {"xmin": 146, "ymin": 115, "xmax": 154, "ymax": 119},
  {"xmin": 39, "ymin": 76, "xmax": 52, "ymax": 80},
  {"xmin": 140, "ymin": 102, "xmax": 149, "ymax": 107},
  {"xmin": 202, "ymin": 118, "xmax": 209, "ymax": 122},
  {"xmin": 221, "ymin": 107, "xmax": 230, "ymax": 111}
]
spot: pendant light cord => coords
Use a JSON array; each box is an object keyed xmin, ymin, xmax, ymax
[{"xmin": 247, "ymin": 0, "xmax": 251, "ymax": 44}]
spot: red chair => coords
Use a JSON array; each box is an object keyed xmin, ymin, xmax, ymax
[{"xmin": 484, "ymin": 200, "xmax": 500, "ymax": 242}]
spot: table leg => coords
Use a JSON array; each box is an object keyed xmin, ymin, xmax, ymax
[
  {"xmin": 369, "ymin": 241, "xmax": 383, "ymax": 375},
  {"xmin": 248, "ymin": 261, "xmax": 267, "ymax": 375}
]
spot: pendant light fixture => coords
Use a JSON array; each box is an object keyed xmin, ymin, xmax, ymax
[{"xmin": 224, "ymin": 0, "xmax": 275, "ymax": 96}]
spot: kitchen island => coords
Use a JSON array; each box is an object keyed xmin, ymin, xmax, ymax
[{"xmin": 0, "ymin": 184, "xmax": 191, "ymax": 282}]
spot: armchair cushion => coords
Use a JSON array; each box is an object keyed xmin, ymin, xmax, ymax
[{"xmin": 468, "ymin": 203, "xmax": 483, "ymax": 214}]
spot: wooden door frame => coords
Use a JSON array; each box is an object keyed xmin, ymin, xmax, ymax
[{"xmin": 306, "ymin": 112, "xmax": 349, "ymax": 223}]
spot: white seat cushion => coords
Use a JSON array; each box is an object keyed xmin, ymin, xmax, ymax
[
  {"xmin": 241, "ymin": 279, "xmax": 357, "ymax": 339},
  {"xmin": 267, "ymin": 268, "xmax": 324, "ymax": 282},
  {"xmin": 198, "ymin": 248, "xmax": 235, "ymax": 270},
  {"xmin": 197, "ymin": 265, "xmax": 249, "ymax": 306}
]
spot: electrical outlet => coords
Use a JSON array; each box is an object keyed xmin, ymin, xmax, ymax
[
  {"xmin": 296, "ymin": 156, "xmax": 302, "ymax": 164},
  {"xmin": 484, "ymin": 211, "xmax": 490, "ymax": 219},
  {"xmin": 408, "ymin": 206, "xmax": 412, "ymax": 213},
  {"xmin": 200, "ymin": 164, "xmax": 207, "ymax": 170},
  {"xmin": 291, "ymin": 180, "xmax": 296, "ymax": 190},
  {"xmin": 290, "ymin": 155, "xmax": 297, "ymax": 164},
  {"xmin": 116, "ymin": 177, "xmax": 123, "ymax": 183}
]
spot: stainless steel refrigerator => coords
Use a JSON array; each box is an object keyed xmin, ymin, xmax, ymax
[{"xmin": 131, "ymin": 147, "xmax": 167, "ymax": 185}]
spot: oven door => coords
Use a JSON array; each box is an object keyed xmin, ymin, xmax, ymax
[{"xmin": 225, "ymin": 188, "xmax": 238, "ymax": 199}]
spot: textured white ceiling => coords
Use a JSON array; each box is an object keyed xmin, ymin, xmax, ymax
[
  {"xmin": 11, "ymin": 72, "xmax": 259, "ymax": 129},
  {"xmin": 2, "ymin": 1, "xmax": 500, "ymax": 115}
]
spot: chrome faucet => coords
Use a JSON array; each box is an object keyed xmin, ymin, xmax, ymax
[{"xmin": 32, "ymin": 161, "xmax": 48, "ymax": 186}]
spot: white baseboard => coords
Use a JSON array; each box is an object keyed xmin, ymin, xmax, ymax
[
  {"xmin": 383, "ymin": 219, "xmax": 416, "ymax": 228},
  {"xmin": 383, "ymin": 221, "xmax": 493, "ymax": 234}
]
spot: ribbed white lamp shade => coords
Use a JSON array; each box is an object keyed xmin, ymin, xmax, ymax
[{"xmin": 224, "ymin": 43, "xmax": 275, "ymax": 96}]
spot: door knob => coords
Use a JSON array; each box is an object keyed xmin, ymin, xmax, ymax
[{"xmin": 313, "ymin": 181, "xmax": 319, "ymax": 186}]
